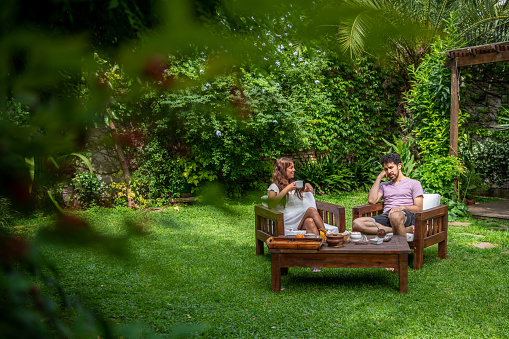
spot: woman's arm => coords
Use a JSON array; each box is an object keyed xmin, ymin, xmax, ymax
[{"xmin": 267, "ymin": 182, "xmax": 296, "ymax": 209}]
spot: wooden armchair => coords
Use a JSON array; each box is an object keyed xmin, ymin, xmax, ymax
[
  {"xmin": 255, "ymin": 201, "xmax": 346, "ymax": 255},
  {"xmin": 352, "ymin": 196, "xmax": 448, "ymax": 270}
]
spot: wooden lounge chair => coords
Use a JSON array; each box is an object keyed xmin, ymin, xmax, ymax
[
  {"xmin": 352, "ymin": 194, "xmax": 448, "ymax": 270},
  {"xmin": 255, "ymin": 200, "xmax": 346, "ymax": 255}
]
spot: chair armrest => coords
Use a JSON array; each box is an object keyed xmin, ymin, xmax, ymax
[
  {"xmin": 255, "ymin": 205, "xmax": 285, "ymax": 237},
  {"xmin": 413, "ymin": 205, "xmax": 448, "ymax": 243},
  {"xmin": 352, "ymin": 203, "xmax": 384, "ymax": 220},
  {"xmin": 414, "ymin": 205, "xmax": 448, "ymax": 220},
  {"xmin": 316, "ymin": 200, "xmax": 346, "ymax": 232}
]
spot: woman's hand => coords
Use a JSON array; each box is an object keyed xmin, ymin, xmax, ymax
[
  {"xmin": 283, "ymin": 182, "xmax": 297, "ymax": 193},
  {"xmin": 304, "ymin": 183, "xmax": 314, "ymax": 193}
]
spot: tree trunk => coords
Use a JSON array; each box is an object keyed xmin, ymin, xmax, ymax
[{"xmin": 108, "ymin": 114, "xmax": 133, "ymax": 208}]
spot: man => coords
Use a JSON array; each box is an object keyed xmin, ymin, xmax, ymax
[{"xmin": 352, "ymin": 153, "xmax": 423, "ymax": 237}]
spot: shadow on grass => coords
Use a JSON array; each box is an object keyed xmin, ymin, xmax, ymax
[
  {"xmin": 282, "ymin": 268, "xmax": 400, "ymax": 292},
  {"xmin": 157, "ymin": 215, "xmax": 185, "ymax": 230}
]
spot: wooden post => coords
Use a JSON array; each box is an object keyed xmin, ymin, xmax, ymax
[{"xmin": 449, "ymin": 62, "xmax": 459, "ymax": 156}]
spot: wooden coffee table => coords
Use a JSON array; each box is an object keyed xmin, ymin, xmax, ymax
[{"xmin": 268, "ymin": 235, "xmax": 411, "ymax": 293}]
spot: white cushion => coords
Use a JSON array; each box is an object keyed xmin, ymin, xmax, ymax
[
  {"xmin": 422, "ymin": 194, "xmax": 441, "ymax": 210},
  {"xmin": 324, "ymin": 223, "xmax": 339, "ymax": 234},
  {"xmin": 261, "ymin": 195, "xmax": 269, "ymax": 207}
]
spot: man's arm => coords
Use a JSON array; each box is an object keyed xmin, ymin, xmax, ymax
[
  {"xmin": 368, "ymin": 170, "xmax": 386, "ymax": 204},
  {"xmin": 388, "ymin": 196, "xmax": 423, "ymax": 216}
]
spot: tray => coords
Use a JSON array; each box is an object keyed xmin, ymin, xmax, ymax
[{"xmin": 266, "ymin": 236, "xmax": 324, "ymax": 250}]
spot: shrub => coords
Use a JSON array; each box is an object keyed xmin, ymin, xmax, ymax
[
  {"xmin": 457, "ymin": 136, "xmax": 488, "ymax": 202},
  {"xmin": 0, "ymin": 197, "xmax": 18, "ymax": 226},
  {"xmin": 347, "ymin": 157, "xmax": 379, "ymax": 191},
  {"xmin": 413, "ymin": 155, "xmax": 463, "ymax": 199},
  {"xmin": 70, "ymin": 169, "xmax": 107, "ymax": 209},
  {"xmin": 110, "ymin": 179, "xmax": 149, "ymax": 208},
  {"xmin": 130, "ymin": 137, "xmax": 187, "ymax": 205},
  {"xmin": 296, "ymin": 155, "xmax": 353, "ymax": 194},
  {"xmin": 473, "ymin": 139, "xmax": 509, "ymax": 187}
]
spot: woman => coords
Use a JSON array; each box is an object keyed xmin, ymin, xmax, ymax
[{"xmin": 267, "ymin": 157, "xmax": 327, "ymax": 236}]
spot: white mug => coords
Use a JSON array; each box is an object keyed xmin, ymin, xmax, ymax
[
  {"xmin": 351, "ymin": 232, "xmax": 362, "ymax": 240},
  {"xmin": 295, "ymin": 180, "xmax": 304, "ymax": 188}
]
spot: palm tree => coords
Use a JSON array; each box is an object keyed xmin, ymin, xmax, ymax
[{"xmin": 336, "ymin": 0, "xmax": 509, "ymax": 73}]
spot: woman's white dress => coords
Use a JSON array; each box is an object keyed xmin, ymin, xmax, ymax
[{"xmin": 267, "ymin": 183, "xmax": 339, "ymax": 235}]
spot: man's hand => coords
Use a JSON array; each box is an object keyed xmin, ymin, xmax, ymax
[
  {"xmin": 377, "ymin": 169, "xmax": 388, "ymax": 181},
  {"xmin": 388, "ymin": 207, "xmax": 405, "ymax": 218}
]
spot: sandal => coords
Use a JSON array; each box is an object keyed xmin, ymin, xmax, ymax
[{"xmin": 312, "ymin": 267, "xmax": 322, "ymax": 273}]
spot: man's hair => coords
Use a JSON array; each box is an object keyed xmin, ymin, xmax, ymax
[{"xmin": 380, "ymin": 153, "xmax": 402, "ymax": 166}]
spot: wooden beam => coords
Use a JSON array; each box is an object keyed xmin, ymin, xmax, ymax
[
  {"xmin": 449, "ymin": 63, "xmax": 459, "ymax": 156},
  {"xmin": 444, "ymin": 50, "xmax": 509, "ymax": 68}
]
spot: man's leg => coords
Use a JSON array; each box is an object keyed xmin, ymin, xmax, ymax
[
  {"xmin": 389, "ymin": 211, "xmax": 415, "ymax": 236},
  {"xmin": 389, "ymin": 211, "xmax": 406, "ymax": 235},
  {"xmin": 352, "ymin": 216, "xmax": 392, "ymax": 235}
]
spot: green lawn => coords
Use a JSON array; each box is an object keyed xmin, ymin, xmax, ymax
[{"xmin": 13, "ymin": 192, "xmax": 509, "ymax": 338}]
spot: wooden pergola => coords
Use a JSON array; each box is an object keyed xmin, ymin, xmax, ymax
[{"xmin": 444, "ymin": 41, "xmax": 509, "ymax": 156}]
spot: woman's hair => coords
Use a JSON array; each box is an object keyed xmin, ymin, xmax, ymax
[{"xmin": 272, "ymin": 157, "xmax": 303, "ymax": 207}]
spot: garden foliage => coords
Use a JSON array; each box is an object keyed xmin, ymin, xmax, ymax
[
  {"xmin": 125, "ymin": 44, "xmax": 401, "ymax": 198},
  {"xmin": 403, "ymin": 31, "xmax": 468, "ymax": 158},
  {"xmin": 472, "ymin": 138, "xmax": 509, "ymax": 187},
  {"xmin": 296, "ymin": 155, "xmax": 378, "ymax": 194}
]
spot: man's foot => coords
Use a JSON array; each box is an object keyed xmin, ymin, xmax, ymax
[
  {"xmin": 312, "ymin": 267, "xmax": 321, "ymax": 273},
  {"xmin": 406, "ymin": 225, "xmax": 415, "ymax": 234}
]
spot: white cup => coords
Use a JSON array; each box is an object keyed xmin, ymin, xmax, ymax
[
  {"xmin": 406, "ymin": 233, "xmax": 414, "ymax": 242},
  {"xmin": 295, "ymin": 180, "xmax": 304, "ymax": 188},
  {"xmin": 351, "ymin": 232, "xmax": 362, "ymax": 240}
]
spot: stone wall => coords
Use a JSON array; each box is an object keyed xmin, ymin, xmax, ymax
[{"xmin": 85, "ymin": 127, "xmax": 123, "ymax": 185}]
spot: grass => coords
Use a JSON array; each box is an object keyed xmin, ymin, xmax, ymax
[{"xmin": 10, "ymin": 192, "xmax": 509, "ymax": 338}]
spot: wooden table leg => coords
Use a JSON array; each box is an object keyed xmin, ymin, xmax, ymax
[
  {"xmin": 398, "ymin": 253, "xmax": 408, "ymax": 293},
  {"xmin": 271, "ymin": 253, "xmax": 281, "ymax": 292}
]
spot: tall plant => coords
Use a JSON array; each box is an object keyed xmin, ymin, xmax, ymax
[
  {"xmin": 382, "ymin": 136, "xmax": 417, "ymax": 178},
  {"xmin": 403, "ymin": 30, "xmax": 469, "ymax": 157},
  {"xmin": 296, "ymin": 155, "xmax": 354, "ymax": 194}
]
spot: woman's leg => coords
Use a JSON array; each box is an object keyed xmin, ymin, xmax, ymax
[
  {"xmin": 297, "ymin": 207, "xmax": 325, "ymax": 235},
  {"xmin": 297, "ymin": 209, "xmax": 323, "ymax": 273},
  {"xmin": 299, "ymin": 217, "xmax": 319, "ymax": 234}
]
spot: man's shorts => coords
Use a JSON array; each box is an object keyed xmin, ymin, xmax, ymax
[{"xmin": 371, "ymin": 210, "xmax": 415, "ymax": 228}]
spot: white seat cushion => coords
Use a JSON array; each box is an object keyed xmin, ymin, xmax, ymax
[
  {"xmin": 261, "ymin": 195, "xmax": 269, "ymax": 207},
  {"xmin": 422, "ymin": 193, "xmax": 441, "ymax": 211}
]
